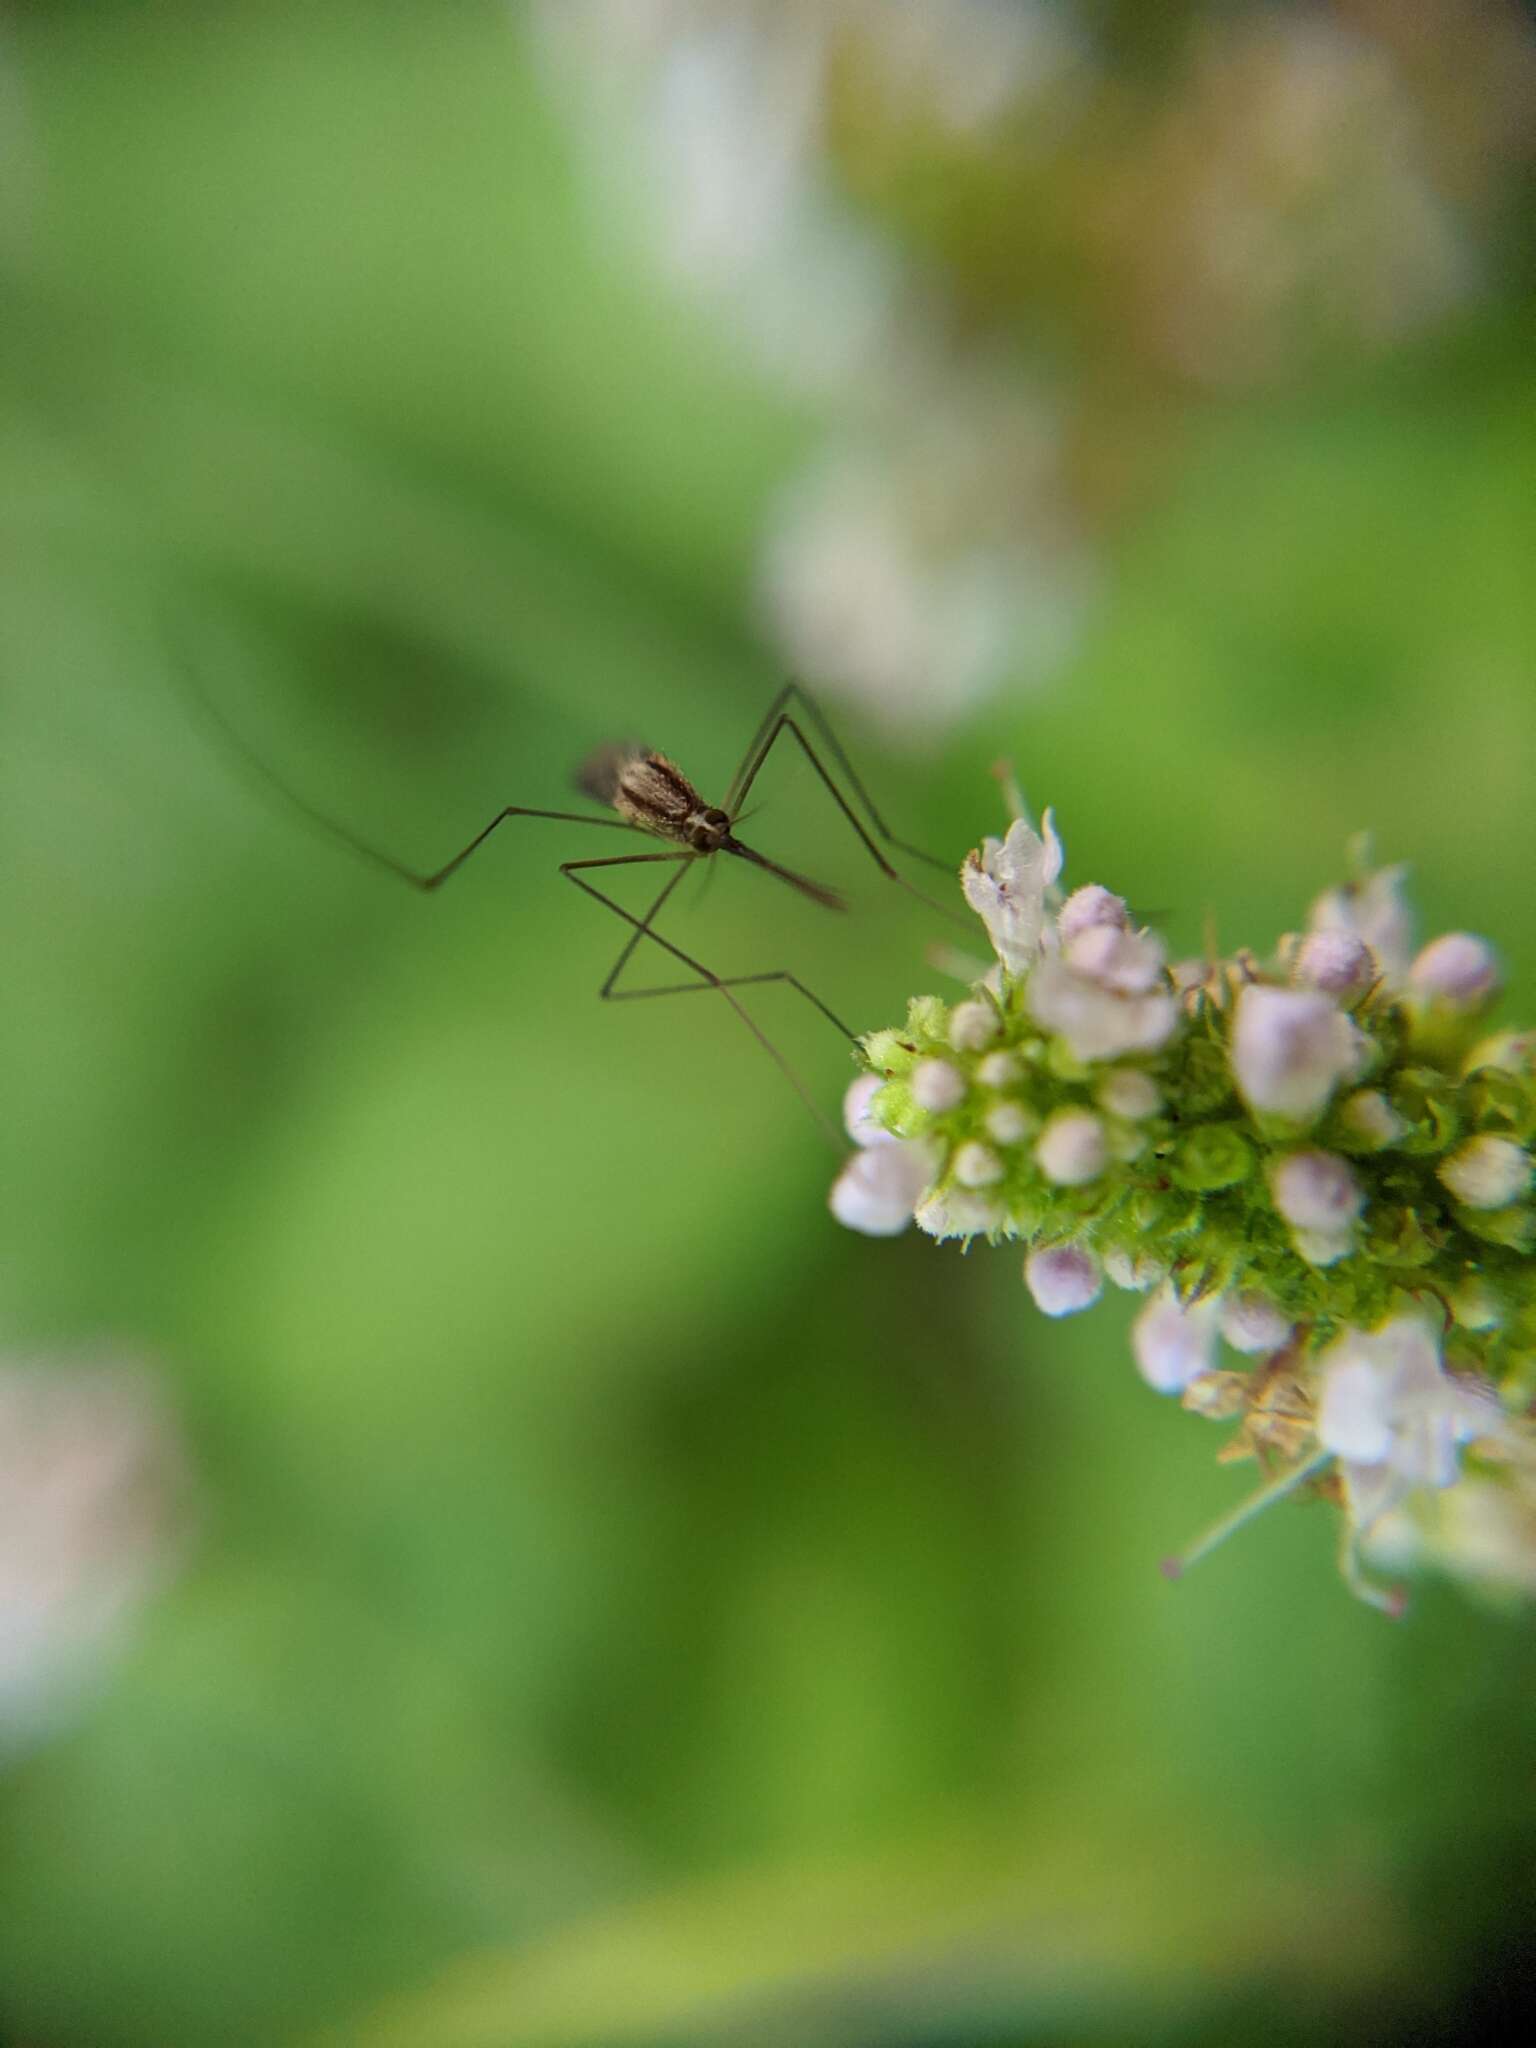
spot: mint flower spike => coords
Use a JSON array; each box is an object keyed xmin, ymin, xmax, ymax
[{"xmin": 829, "ymin": 797, "xmax": 1536, "ymax": 1612}]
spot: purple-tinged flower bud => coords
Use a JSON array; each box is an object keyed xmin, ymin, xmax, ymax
[
  {"xmin": 1025, "ymin": 1246, "xmax": 1103, "ymax": 1317},
  {"xmin": 1230, "ymin": 984, "xmax": 1368, "ymax": 1122},
  {"xmin": 1438, "ymin": 1135, "xmax": 1531, "ymax": 1210},
  {"xmin": 953, "ymin": 1141, "xmax": 1004, "ymax": 1188},
  {"xmin": 911, "ymin": 1058, "xmax": 967, "ymax": 1113},
  {"xmin": 984, "ymin": 1100, "xmax": 1033, "ymax": 1146},
  {"xmin": 1065, "ymin": 922, "xmax": 1164, "ymax": 994},
  {"xmin": 948, "ymin": 999, "xmax": 1001, "ymax": 1052},
  {"xmin": 977, "ymin": 1050, "xmax": 1022, "ymax": 1088},
  {"xmin": 1308, "ymin": 860, "xmax": 1413, "ymax": 985},
  {"xmin": 829, "ymin": 1144, "xmax": 931, "ymax": 1235},
  {"xmin": 1096, "ymin": 1068, "xmax": 1161, "ymax": 1120},
  {"xmin": 1132, "ymin": 1289, "xmax": 1221, "ymax": 1394},
  {"xmin": 1291, "ymin": 929, "xmax": 1375, "ymax": 997},
  {"xmin": 843, "ymin": 1073, "xmax": 894, "ymax": 1148},
  {"xmin": 1219, "ymin": 1292, "xmax": 1294, "ymax": 1356},
  {"xmin": 1409, "ymin": 933, "xmax": 1501, "ymax": 1009},
  {"xmin": 1034, "ymin": 1108, "xmax": 1107, "ymax": 1186},
  {"xmin": 1269, "ymin": 1149, "xmax": 1364, "ymax": 1235},
  {"xmin": 1057, "ymin": 884, "xmax": 1128, "ymax": 943}
]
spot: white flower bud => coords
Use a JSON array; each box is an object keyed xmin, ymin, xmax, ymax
[
  {"xmin": 977, "ymin": 1050, "xmax": 1022, "ymax": 1088},
  {"xmin": 829, "ymin": 1144, "xmax": 930, "ymax": 1236},
  {"xmin": 953, "ymin": 1141, "xmax": 1004, "ymax": 1188},
  {"xmin": 948, "ymin": 999, "xmax": 1000, "ymax": 1052},
  {"xmin": 1340, "ymin": 1088, "xmax": 1407, "ymax": 1149},
  {"xmin": 1103, "ymin": 1248, "xmax": 1166, "ymax": 1292},
  {"xmin": 1409, "ymin": 933, "xmax": 1501, "ymax": 1008},
  {"xmin": 1095, "ymin": 1068, "xmax": 1161, "ymax": 1120},
  {"xmin": 1438, "ymin": 1135, "xmax": 1531, "ymax": 1210},
  {"xmin": 1230, "ymin": 984, "xmax": 1368, "ymax": 1122},
  {"xmin": 1034, "ymin": 1108, "xmax": 1107, "ymax": 1186},
  {"xmin": 1291, "ymin": 929, "xmax": 1375, "ymax": 997},
  {"xmin": 1219, "ymin": 1292, "xmax": 1294, "ymax": 1356},
  {"xmin": 1132, "ymin": 1289, "xmax": 1221, "ymax": 1394},
  {"xmin": 984, "ymin": 1100, "xmax": 1033, "ymax": 1146},
  {"xmin": 1057, "ymin": 884, "xmax": 1128, "ymax": 942},
  {"xmin": 1269, "ymin": 1149, "xmax": 1365, "ymax": 1234},
  {"xmin": 911, "ymin": 1058, "xmax": 967, "ymax": 1113},
  {"xmin": 1024, "ymin": 1246, "xmax": 1103, "ymax": 1317},
  {"xmin": 1464, "ymin": 1032, "xmax": 1534, "ymax": 1077},
  {"xmin": 843, "ymin": 1073, "xmax": 894, "ymax": 1148}
]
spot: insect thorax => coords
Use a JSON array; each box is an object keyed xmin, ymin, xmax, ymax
[{"xmin": 612, "ymin": 753, "xmax": 728, "ymax": 851}]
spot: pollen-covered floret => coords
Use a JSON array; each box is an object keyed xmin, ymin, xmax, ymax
[{"xmin": 829, "ymin": 803, "xmax": 1536, "ymax": 1612}]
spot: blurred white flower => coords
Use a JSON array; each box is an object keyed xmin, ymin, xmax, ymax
[
  {"xmin": 1140, "ymin": 14, "xmax": 1477, "ymax": 389},
  {"xmin": 0, "ymin": 1355, "xmax": 187, "ymax": 1749},
  {"xmin": 759, "ymin": 428, "xmax": 1092, "ymax": 735},
  {"xmin": 1219, "ymin": 1291, "xmax": 1294, "ymax": 1356}
]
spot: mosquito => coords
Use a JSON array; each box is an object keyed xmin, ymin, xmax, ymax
[{"xmin": 181, "ymin": 653, "xmax": 962, "ymax": 1147}]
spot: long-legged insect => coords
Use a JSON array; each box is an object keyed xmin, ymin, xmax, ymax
[{"xmin": 182, "ymin": 660, "xmax": 960, "ymax": 1147}]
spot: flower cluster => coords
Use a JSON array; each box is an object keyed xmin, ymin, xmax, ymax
[{"xmin": 830, "ymin": 807, "xmax": 1536, "ymax": 1611}]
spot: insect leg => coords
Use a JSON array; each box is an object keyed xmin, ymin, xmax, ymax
[
  {"xmin": 562, "ymin": 853, "xmax": 851, "ymax": 1147},
  {"xmin": 178, "ymin": 638, "xmax": 640, "ymax": 889},
  {"xmin": 733, "ymin": 713, "xmax": 972, "ymax": 932},
  {"xmin": 727, "ymin": 682, "xmax": 952, "ymax": 876}
]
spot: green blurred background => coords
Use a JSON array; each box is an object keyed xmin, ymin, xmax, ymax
[{"xmin": 2, "ymin": 3, "xmax": 1534, "ymax": 2043}]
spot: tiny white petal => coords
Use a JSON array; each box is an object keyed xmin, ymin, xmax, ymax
[
  {"xmin": 1230, "ymin": 984, "xmax": 1368, "ymax": 1122},
  {"xmin": 1025, "ymin": 1246, "xmax": 1102, "ymax": 1317},
  {"xmin": 984, "ymin": 1100, "xmax": 1033, "ymax": 1145},
  {"xmin": 1438, "ymin": 1135, "xmax": 1531, "ymax": 1210},
  {"xmin": 1096, "ymin": 1068, "xmax": 1161, "ymax": 1120},
  {"xmin": 948, "ymin": 1000, "xmax": 1000, "ymax": 1052},
  {"xmin": 1219, "ymin": 1292, "xmax": 1294, "ymax": 1356},
  {"xmin": 1132, "ymin": 1289, "xmax": 1221, "ymax": 1394},
  {"xmin": 953, "ymin": 1141, "xmax": 1004, "ymax": 1188},
  {"xmin": 1318, "ymin": 1358, "xmax": 1396, "ymax": 1464},
  {"xmin": 911, "ymin": 1058, "xmax": 967, "ymax": 1113},
  {"xmin": 1410, "ymin": 933, "xmax": 1500, "ymax": 1007},
  {"xmin": 1034, "ymin": 1108, "xmax": 1107, "ymax": 1186}
]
